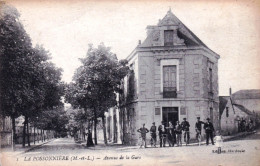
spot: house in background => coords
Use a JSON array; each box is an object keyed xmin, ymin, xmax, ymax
[
  {"xmin": 106, "ymin": 9, "xmax": 220, "ymax": 145},
  {"xmin": 232, "ymin": 89, "xmax": 260, "ymax": 114},
  {"xmin": 219, "ymin": 89, "xmax": 256, "ymax": 135}
]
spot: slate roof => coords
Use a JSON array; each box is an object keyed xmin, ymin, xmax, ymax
[
  {"xmin": 219, "ymin": 96, "xmax": 228, "ymax": 116},
  {"xmin": 232, "ymin": 89, "xmax": 260, "ymax": 99},
  {"xmin": 233, "ymin": 104, "xmax": 253, "ymax": 115},
  {"xmin": 140, "ymin": 9, "xmax": 209, "ymax": 49}
]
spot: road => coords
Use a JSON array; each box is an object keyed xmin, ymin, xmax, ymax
[{"xmin": 2, "ymin": 131, "xmax": 260, "ymax": 166}]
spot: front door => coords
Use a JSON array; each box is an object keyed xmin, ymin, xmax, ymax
[{"xmin": 162, "ymin": 107, "xmax": 179, "ymax": 127}]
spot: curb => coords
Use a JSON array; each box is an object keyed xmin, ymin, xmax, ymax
[
  {"xmin": 19, "ymin": 139, "xmax": 55, "ymax": 155},
  {"xmin": 223, "ymin": 131, "xmax": 255, "ymax": 142}
]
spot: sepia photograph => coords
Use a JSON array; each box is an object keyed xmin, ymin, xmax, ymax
[{"xmin": 0, "ymin": 0, "xmax": 260, "ymax": 165}]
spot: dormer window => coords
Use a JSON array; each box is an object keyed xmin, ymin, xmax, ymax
[{"xmin": 164, "ymin": 30, "xmax": 173, "ymax": 46}]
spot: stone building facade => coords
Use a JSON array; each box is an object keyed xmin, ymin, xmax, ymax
[{"xmin": 106, "ymin": 9, "xmax": 220, "ymax": 145}]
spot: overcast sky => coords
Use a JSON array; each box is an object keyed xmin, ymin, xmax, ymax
[{"xmin": 7, "ymin": 0, "xmax": 260, "ymax": 96}]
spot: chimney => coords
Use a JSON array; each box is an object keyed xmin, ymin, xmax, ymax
[
  {"xmin": 138, "ymin": 40, "xmax": 141, "ymax": 45},
  {"xmin": 229, "ymin": 87, "xmax": 232, "ymax": 96}
]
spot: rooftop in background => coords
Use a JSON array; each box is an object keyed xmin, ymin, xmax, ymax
[
  {"xmin": 233, "ymin": 104, "xmax": 254, "ymax": 115},
  {"xmin": 232, "ymin": 89, "xmax": 260, "ymax": 99}
]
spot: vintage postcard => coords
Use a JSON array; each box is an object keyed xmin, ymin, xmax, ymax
[{"xmin": 0, "ymin": 0, "xmax": 260, "ymax": 166}]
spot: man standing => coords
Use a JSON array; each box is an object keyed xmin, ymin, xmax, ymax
[
  {"xmin": 158, "ymin": 121, "xmax": 167, "ymax": 147},
  {"xmin": 175, "ymin": 121, "xmax": 182, "ymax": 146},
  {"xmin": 195, "ymin": 117, "xmax": 204, "ymax": 142},
  {"xmin": 137, "ymin": 123, "xmax": 149, "ymax": 148},
  {"xmin": 181, "ymin": 118, "xmax": 190, "ymax": 145},
  {"xmin": 150, "ymin": 122, "xmax": 157, "ymax": 147},
  {"xmin": 204, "ymin": 118, "xmax": 215, "ymax": 145}
]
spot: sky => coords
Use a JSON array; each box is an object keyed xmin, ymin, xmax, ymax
[{"xmin": 6, "ymin": 0, "xmax": 260, "ymax": 96}]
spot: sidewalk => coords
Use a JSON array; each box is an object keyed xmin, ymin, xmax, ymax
[
  {"xmin": 76, "ymin": 131, "xmax": 256, "ymax": 150},
  {"xmin": 222, "ymin": 130, "xmax": 256, "ymax": 142},
  {"xmin": 1, "ymin": 139, "xmax": 54, "ymax": 156}
]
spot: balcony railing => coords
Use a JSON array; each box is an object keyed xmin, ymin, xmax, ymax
[{"xmin": 163, "ymin": 87, "xmax": 177, "ymax": 98}]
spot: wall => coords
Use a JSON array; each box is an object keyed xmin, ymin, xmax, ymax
[{"xmin": 0, "ymin": 116, "xmax": 12, "ymax": 147}]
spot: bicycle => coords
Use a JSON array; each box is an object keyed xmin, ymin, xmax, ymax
[
  {"xmin": 183, "ymin": 131, "xmax": 190, "ymax": 146},
  {"xmin": 196, "ymin": 130, "xmax": 202, "ymax": 146},
  {"xmin": 150, "ymin": 133, "xmax": 156, "ymax": 147}
]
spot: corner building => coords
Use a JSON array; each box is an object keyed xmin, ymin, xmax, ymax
[{"xmin": 106, "ymin": 10, "xmax": 220, "ymax": 145}]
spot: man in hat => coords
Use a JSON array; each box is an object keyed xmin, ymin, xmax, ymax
[
  {"xmin": 150, "ymin": 122, "xmax": 157, "ymax": 147},
  {"xmin": 181, "ymin": 118, "xmax": 190, "ymax": 145},
  {"xmin": 204, "ymin": 118, "xmax": 215, "ymax": 145},
  {"xmin": 158, "ymin": 121, "xmax": 167, "ymax": 147},
  {"xmin": 137, "ymin": 123, "xmax": 149, "ymax": 148},
  {"xmin": 195, "ymin": 117, "xmax": 205, "ymax": 142}
]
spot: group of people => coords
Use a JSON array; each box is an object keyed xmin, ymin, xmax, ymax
[
  {"xmin": 239, "ymin": 118, "xmax": 254, "ymax": 132},
  {"xmin": 137, "ymin": 117, "xmax": 215, "ymax": 148}
]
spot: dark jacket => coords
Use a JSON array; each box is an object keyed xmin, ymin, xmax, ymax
[
  {"xmin": 158, "ymin": 125, "xmax": 167, "ymax": 135},
  {"xmin": 150, "ymin": 126, "xmax": 156, "ymax": 134},
  {"xmin": 195, "ymin": 121, "xmax": 204, "ymax": 131},
  {"xmin": 181, "ymin": 121, "xmax": 190, "ymax": 131},
  {"xmin": 175, "ymin": 124, "xmax": 182, "ymax": 134},
  {"xmin": 204, "ymin": 122, "xmax": 214, "ymax": 133}
]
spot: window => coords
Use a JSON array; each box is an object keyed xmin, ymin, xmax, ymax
[
  {"xmin": 210, "ymin": 107, "xmax": 213, "ymax": 123},
  {"xmin": 155, "ymin": 108, "xmax": 160, "ymax": 115},
  {"xmin": 164, "ymin": 30, "xmax": 174, "ymax": 46},
  {"xmin": 163, "ymin": 65, "xmax": 177, "ymax": 98},
  {"xmin": 226, "ymin": 107, "xmax": 229, "ymax": 117},
  {"xmin": 209, "ymin": 68, "xmax": 213, "ymax": 92}
]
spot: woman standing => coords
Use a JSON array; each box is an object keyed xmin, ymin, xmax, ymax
[{"xmin": 167, "ymin": 121, "xmax": 175, "ymax": 147}]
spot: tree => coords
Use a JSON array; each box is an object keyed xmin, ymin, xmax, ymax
[
  {"xmin": 0, "ymin": 2, "xmax": 34, "ymax": 149},
  {"xmin": 65, "ymin": 43, "xmax": 129, "ymax": 145},
  {"xmin": 0, "ymin": 2, "xmax": 65, "ymax": 148}
]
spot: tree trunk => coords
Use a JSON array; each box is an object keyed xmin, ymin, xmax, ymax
[
  {"xmin": 22, "ymin": 118, "xmax": 26, "ymax": 147},
  {"xmin": 34, "ymin": 126, "xmax": 36, "ymax": 144},
  {"xmin": 26, "ymin": 117, "xmax": 30, "ymax": 147},
  {"xmin": 11, "ymin": 116, "xmax": 16, "ymax": 151},
  {"xmin": 43, "ymin": 130, "xmax": 45, "ymax": 141},
  {"xmin": 38, "ymin": 129, "xmax": 39, "ymax": 143},
  {"xmin": 101, "ymin": 116, "xmax": 108, "ymax": 145},
  {"xmin": 41, "ymin": 129, "xmax": 43, "ymax": 142},
  {"xmin": 93, "ymin": 111, "xmax": 98, "ymax": 145}
]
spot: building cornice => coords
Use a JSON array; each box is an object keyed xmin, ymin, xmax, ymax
[{"xmin": 126, "ymin": 45, "xmax": 220, "ymax": 63}]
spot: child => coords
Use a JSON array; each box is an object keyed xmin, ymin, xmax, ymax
[{"xmin": 214, "ymin": 130, "xmax": 223, "ymax": 154}]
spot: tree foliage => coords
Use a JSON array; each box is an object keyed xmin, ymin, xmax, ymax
[
  {"xmin": 65, "ymin": 43, "xmax": 129, "ymax": 144},
  {"xmin": 0, "ymin": 2, "xmax": 66, "ymax": 147}
]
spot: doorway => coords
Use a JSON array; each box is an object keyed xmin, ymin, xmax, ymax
[{"xmin": 162, "ymin": 107, "xmax": 179, "ymax": 126}]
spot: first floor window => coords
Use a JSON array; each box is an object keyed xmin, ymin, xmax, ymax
[{"xmin": 163, "ymin": 65, "xmax": 177, "ymax": 98}]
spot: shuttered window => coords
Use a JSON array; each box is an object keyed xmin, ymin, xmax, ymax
[
  {"xmin": 209, "ymin": 68, "xmax": 213, "ymax": 92},
  {"xmin": 164, "ymin": 30, "xmax": 174, "ymax": 46},
  {"xmin": 163, "ymin": 65, "xmax": 177, "ymax": 98}
]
